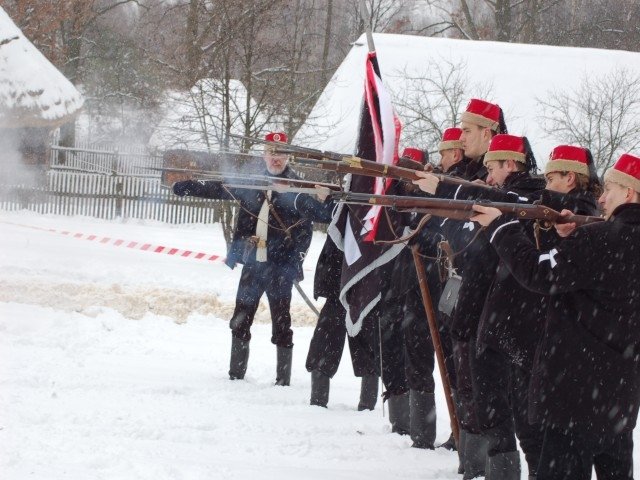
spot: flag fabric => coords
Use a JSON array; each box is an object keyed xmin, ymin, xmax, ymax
[{"xmin": 327, "ymin": 51, "xmax": 405, "ymax": 336}]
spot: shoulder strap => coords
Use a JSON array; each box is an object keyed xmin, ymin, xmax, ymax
[
  {"xmin": 437, "ymin": 240, "xmax": 456, "ymax": 283},
  {"xmin": 266, "ymin": 194, "xmax": 305, "ymax": 241}
]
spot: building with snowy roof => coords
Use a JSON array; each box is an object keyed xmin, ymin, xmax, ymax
[
  {"xmin": 0, "ymin": 7, "xmax": 83, "ymax": 167},
  {"xmin": 295, "ymin": 33, "xmax": 640, "ymax": 170}
]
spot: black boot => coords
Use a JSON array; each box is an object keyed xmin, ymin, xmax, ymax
[
  {"xmin": 357, "ymin": 374, "xmax": 378, "ymax": 411},
  {"xmin": 484, "ymin": 421, "xmax": 520, "ymax": 480},
  {"xmin": 409, "ymin": 389, "xmax": 436, "ymax": 449},
  {"xmin": 229, "ymin": 336, "xmax": 249, "ymax": 380},
  {"xmin": 463, "ymin": 432, "xmax": 489, "ymax": 480},
  {"xmin": 310, "ymin": 370, "xmax": 330, "ymax": 407},
  {"xmin": 388, "ymin": 391, "xmax": 410, "ymax": 436},
  {"xmin": 485, "ymin": 451, "xmax": 520, "ymax": 480},
  {"xmin": 275, "ymin": 346, "xmax": 292, "ymax": 386},
  {"xmin": 438, "ymin": 432, "xmax": 457, "ymax": 451},
  {"xmin": 457, "ymin": 429, "xmax": 467, "ymax": 474}
]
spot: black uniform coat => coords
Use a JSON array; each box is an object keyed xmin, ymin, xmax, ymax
[
  {"xmin": 313, "ymin": 235, "xmax": 343, "ymax": 300},
  {"xmin": 437, "ymin": 171, "xmax": 545, "ymax": 341},
  {"xmin": 485, "ymin": 203, "xmax": 640, "ymax": 436},
  {"xmin": 173, "ymin": 167, "xmax": 332, "ymax": 281},
  {"xmin": 438, "ymin": 182, "xmax": 599, "ymax": 369},
  {"xmin": 479, "ymin": 189, "xmax": 598, "ymax": 370}
]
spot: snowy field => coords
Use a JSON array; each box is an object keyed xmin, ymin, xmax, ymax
[
  {"xmin": 1, "ymin": 210, "xmax": 464, "ymax": 480},
  {"xmin": 2, "ymin": 210, "xmax": 638, "ymax": 479}
]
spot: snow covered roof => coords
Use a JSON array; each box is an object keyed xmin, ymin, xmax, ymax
[
  {"xmin": 295, "ymin": 33, "xmax": 640, "ymax": 169},
  {"xmin": 0, "ymin": 7, "xmax": 83, "ymax": 128},
  {"xmin": 148, "ymin": 78, "xmax": 271, "ymax": 153}
]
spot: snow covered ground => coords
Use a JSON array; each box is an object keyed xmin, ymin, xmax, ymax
[
  {"xmin": 0, "ymin": 210, "xmax": 464, "ymax": 480},
  {"xmin": 3, "ymin": 210, "xmax": 638, "ymax": 479}
]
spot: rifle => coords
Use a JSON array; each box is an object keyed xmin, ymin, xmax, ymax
[
  {"xmin": 147, "ymin": 166, "xmax": 341, "ymax": 191},
  {"xmin": 228, "ymin": 133, "xmax": 486, "ymax": 190},
  {"xmin": 287, "ymin": 149, "xmax": 488, "ymax": 189},
  {"xmin": 340, "ymin": 192, "xmax": 604, "ymax": 226}
]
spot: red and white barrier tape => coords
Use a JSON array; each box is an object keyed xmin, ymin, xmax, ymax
[{"xmin": 1, "ymin": 221, "xmax": 225, "ymax": 263}]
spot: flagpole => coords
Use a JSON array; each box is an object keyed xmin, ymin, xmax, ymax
[
  {"xmin": 358, "ymin": 0, "xmax": 387, "ymax": 418},
  {"xmin": 359, "ymin": 0, "xmax": 375, "ymax": 52}
]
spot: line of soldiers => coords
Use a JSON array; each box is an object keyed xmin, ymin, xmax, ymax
[
  {"xmin": 408, "ymin": 98, "xmax": 640, "ymax": 480},
  {"xmin": 172, "ymin": 98, "xmax": 640, "ymax": 480}
]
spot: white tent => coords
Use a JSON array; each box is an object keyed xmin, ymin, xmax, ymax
[
  {"xmin": 0, "ymin": 7, "xmax": 83, "ymax": 128},
  {"xmin": 295, "ymin": 33, "xmax": 640, "ymax": 168}
]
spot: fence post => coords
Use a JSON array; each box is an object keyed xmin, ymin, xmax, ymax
[
  {"xmin": 111, "ymin": 148, "xmax": 120, "ymax": 174},
  {"xmin": 115, "ymin": 176, "xmax": 123, "ymax": 218}
]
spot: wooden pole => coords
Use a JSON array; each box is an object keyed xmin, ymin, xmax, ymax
[{"xmin": 411, "ymin": 244, "xmax": 460, "ymax": 444}]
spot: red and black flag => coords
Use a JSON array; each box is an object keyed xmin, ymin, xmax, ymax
[{"xmin": 328, "ymin": 51, "xmax": 404, "ymax": 336}]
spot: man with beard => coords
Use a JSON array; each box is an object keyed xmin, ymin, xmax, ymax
[{"xmin": 173, "ymin": 132, "xmax": 332, "ymax": 386}]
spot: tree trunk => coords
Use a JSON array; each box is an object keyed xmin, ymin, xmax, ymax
[
  {"xmin": 185, "ymin": 0, "xmax": 201, "ymax": 87},
  {"xmin": 321, "ymin": 0, "xmax": 333, "ymax": 84},
  {"xmin": 523, "ymin": 0, "xmax": 539, "ymax": 43},
  {"xmin": 460, "ymin": 0, "xmax": 481, "ymax": 40},
  {"xmin": 495, "ymin": 0, "xmax": 512, "ymax": 42}
]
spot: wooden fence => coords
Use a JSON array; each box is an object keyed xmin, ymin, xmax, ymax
[
  {"xmin": 0, "ymin": 141, "xmax": 226, "ymax": 223},
  {"xmin": 0, "ymin": 168, "xmax": 229, "ymax": 224},
  {"xmin": 49, "ymin": 143, "xmax": 164, "ymax": 176},
  {"xmin": 1, "ymin": 142, "xmax": 324, "ymax": 231}
]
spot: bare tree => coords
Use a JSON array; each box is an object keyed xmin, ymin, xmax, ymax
[
  {"xmin": 425, "ymin": 0, "xmax": 565, "ymax": 42},
  {"xmin": 6, "ymin": 0, "xmax": 150, "ymax": 147},
  {"xmin": 537, "ymin": 0, "xmax": 640, "ymax": 52},
  {"xmin": 537, "ymin": 68, "xmax": 640, "ymax": 172},
  {"xmin": 390, "ymin": 58, "xmax": 493, "ymax": 154}
]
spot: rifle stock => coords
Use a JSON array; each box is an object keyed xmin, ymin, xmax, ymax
[
  {"xmin": 340, "ymin": 193, "xmax": 603, "ymax": 226},
  {"xmin": 229, "ymin": 133, "xmax": 485, "ymax": 190},
  {"xmin": 288, "ymin": 154, "xmax": 488, "ymax": 192}
]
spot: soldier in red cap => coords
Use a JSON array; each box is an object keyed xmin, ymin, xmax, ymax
[
  {"xmin": 414, "ymin": 143, "xmax": 602, "ymax": 478},
  {"xmin": 392, "ymin": 138, "xmax": 464, "ymax": 449},
  {"xmin": 172, "ymin": 132, "xmax": 333, "ymax": 386},
  {"xmin": 399, "ymin": 146, "xmax": 428, "ymax": 165},
  {"xmin": 414, "ymin": 133, "xmax": 544, "ymax": 478},
  {"xmin": 459, "ymin": 98, "xmax": 508, "ymax": 182},
  {"xmin": 437, "ymin": 127, "xmax": 466, "ymax": 174},
  {"xmin": 438, "ymin": 101, "xmax": 507, "ymax": 477},
  {"xmin": 471, "ymin": 152, "xmax": 640, "ymax": 480}
]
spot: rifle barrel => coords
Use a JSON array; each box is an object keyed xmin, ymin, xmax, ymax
[
  {"xmin": 154, "ymin": 166, "xmax": 340, "ymax": 190},
  {"xmin": 228, "ymin": 133, "xmax": 485, "ymax": 190},
  {"xmin": 340, "ymin": 193, "xmax": 603, "ymax": 226},
  {"xmin": 288, "ymin": 155, "xmax": 491, "ymax": 191}
]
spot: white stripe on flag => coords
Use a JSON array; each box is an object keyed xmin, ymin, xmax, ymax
[{"xmin": 344, "ymin": 213, "xmax": 362, "ymax": 266}]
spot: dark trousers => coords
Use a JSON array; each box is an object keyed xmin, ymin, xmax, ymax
[
  {"xmin": 469, "ymin": 343, "xmax": 518, "ymax": 456},
  {"xmin": 470, "ymin": 344, "xmax": 513, "ymax": 430},
  {"xmin": 512, "ymin": 365, "xmax": 544, "ymax": 476},
  {"xmin": 229, "ymin": 262, "xmax": 293, "ymax": 347},
  {"xmin": 453, "ymin": 338, "xmax": 480, "ymax": 432},
  {"xmin": 305, "ymin": 296, "xmax": 376, "ymax": 378},
  {"xmin": 469, "ymin": 343, "xmax": 544, "ymax": 470},
  {"xmin": 403, "ymin": 282, "xmax": 456, "ymax": 394},
  {"xmin": 375, "ymin": 299, "xmax": 409, "ymax": 396},
  {"xmin": 537, "ymin": 426, "xmax": 633, "ymax": 480}
]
